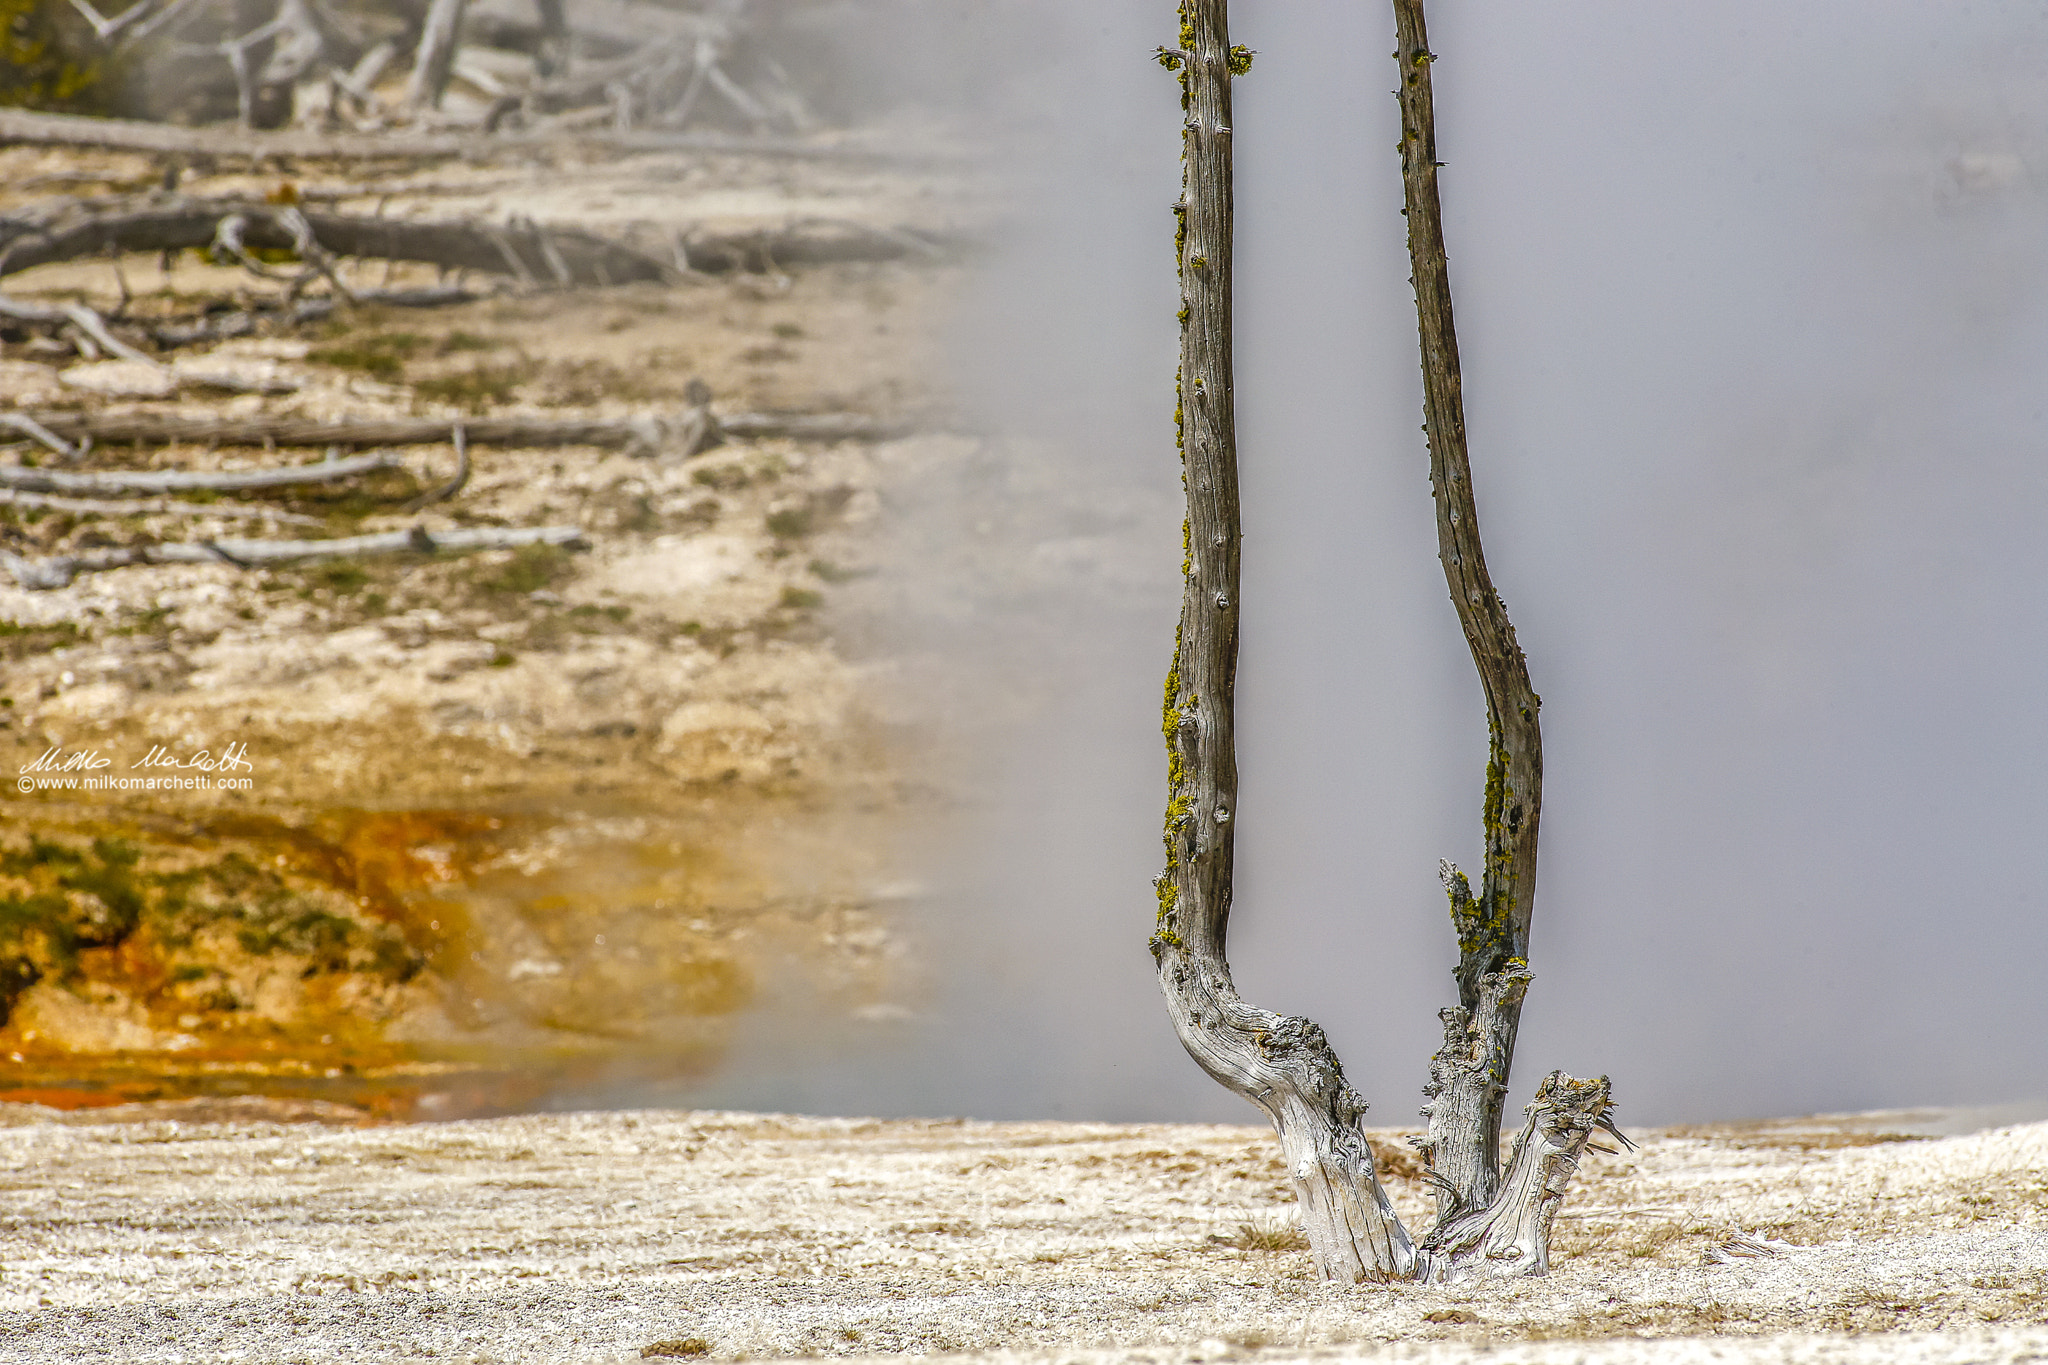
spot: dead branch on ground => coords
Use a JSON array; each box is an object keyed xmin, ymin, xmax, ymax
[
  {"xmin": 0, "ymin": 450, "xmax": 401, "ymax": 497},
  {"xmin": 0, "ymin": 414, "xmax": 80, "ymax": 462},
  {"xmin": 0, "ymin": 488, "xmax": 321, "ymax": 525},
  {"xmin": 0, "ymin": 292, "xmax": 294, "ymax": 394},
  {"xmin": 2, "ymin": 523, "xmax": 587, "ymax": 590}
]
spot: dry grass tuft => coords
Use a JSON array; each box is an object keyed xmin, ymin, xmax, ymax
[{"xmin": 1220, "ymin": 1216, "xmax": 1307, "ymax": 1252}]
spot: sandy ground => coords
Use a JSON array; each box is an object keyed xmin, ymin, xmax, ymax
[{"xmin": 0, "ymin": 1101, "xmax": 2042, "ymax": 1363}]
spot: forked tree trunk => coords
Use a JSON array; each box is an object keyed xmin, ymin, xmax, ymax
[{"xmin": 1152, "ymin": 0, "xmax": 1624, "ymax": 1285}]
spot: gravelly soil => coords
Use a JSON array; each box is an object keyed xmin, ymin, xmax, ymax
[{"xmin": 0, "ymin": 1102, "xmax": 2042, "ymax": 1363}]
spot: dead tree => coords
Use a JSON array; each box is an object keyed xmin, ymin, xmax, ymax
[
  {"xmin": 533, "ymin": 0, "xmax": 568, "ymax": 77},
  {"xmin": 406, "ymin": 0, "xmax": 469, "ymax": 110},
  {"xmin": 1150, "ymin": 0, "xmax": 1625, "ymax": 1285}
]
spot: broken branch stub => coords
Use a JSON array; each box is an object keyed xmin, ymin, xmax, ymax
[
  {"xmin": 1417, "ymin": 960, "xmax": 1528, "ymax": 1222},
  {"xmin": 1417, "ymin": 1072, "xmax": 1628, "ymax": 1281},
  {"xmin": 1150, "ymin": 0, "xmax": 1415, "ymax": 1285}
]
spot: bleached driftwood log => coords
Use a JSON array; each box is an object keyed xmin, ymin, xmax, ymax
[
  {"xmin": 1, "ymin": 524, "xmax": 585, "ymax": 590},
  {"xmin": 0, "ymin": 450, "xmax": 400, "ymax": 496},
  {"xmin": 1150, "ymin": 0, "xmax": 1620, "ymax": 1286},
  {"xmin": 0, "ymin": 196, "xmax": 672, "ymax": 289},
  {"xmin": 0, "ymin": 489, "xmax": 321, "ymax": 525},
  {"xmin": 0, "ymin": 196, "xmax": 958, "ymax": 288},
  {"xmin": 0, "ymin": 107, "xmax": 922, "ymax": 164},
  {"xmin": 11, "ymin": 409, "xmax": 909, "ymax": 453}
]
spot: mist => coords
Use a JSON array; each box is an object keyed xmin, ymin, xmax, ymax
[{"xmin": 676, "ymin": 0, "xmax": 2048, "ymax": 1128}]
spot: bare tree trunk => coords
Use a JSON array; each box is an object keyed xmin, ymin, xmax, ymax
[
  {"xmin": 407, "ymin": 0, "xmax": 470, "ymax": 110},
  {"xmin": 1151, "ymin": 0, "xmax": 1625, "ymax": 1286},
  {"xmin": 533, "ymin": 0, "xmax": 569, "ymax": 78},
  {"xmin": 1151, "ymin": 0, "xmax": 1415, "ymax": 1285},
  {"xmin": 1388, "ymin": 0, "xmax": 1547, "ymax": 1222}
]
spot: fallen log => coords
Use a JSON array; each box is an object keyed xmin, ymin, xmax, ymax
[
  {"xmin": 0, "ymin": 489, "xmax": 323, "ymax": 525},
  {"xmin": 1, "ymin": 523, "xmax": 587, "ymax": 590},
  {"xmin": 14, "ymin": 410, "xmax": 916, "ymax": 451},
  {"xmin": 0, "ymin": 196, "xmax": 673, "ymax": 289},
  {"xmin": 0, "ymin": 107, "xmax": 923, "ymax": 165},
  {"xmin": 0, "ymin": 450, "xmax": 401, "ymax": 496},
  {"xmin": 0, "ymin": 195, "xmax": 960, "ymax": 287}
]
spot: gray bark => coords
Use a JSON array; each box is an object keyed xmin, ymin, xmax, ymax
[
  {"xmin": 1390, "ymin": 0, "xmax": 1545, "ymax": 1218},
  {"xmin": 1151, "ymin": 0, "xmax": 1415, "ymax": 1285}
]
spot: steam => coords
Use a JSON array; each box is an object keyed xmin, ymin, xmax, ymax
[{"xmin": 681, "ymin": 0, "xmax": 2048, "ymax": 1126}]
